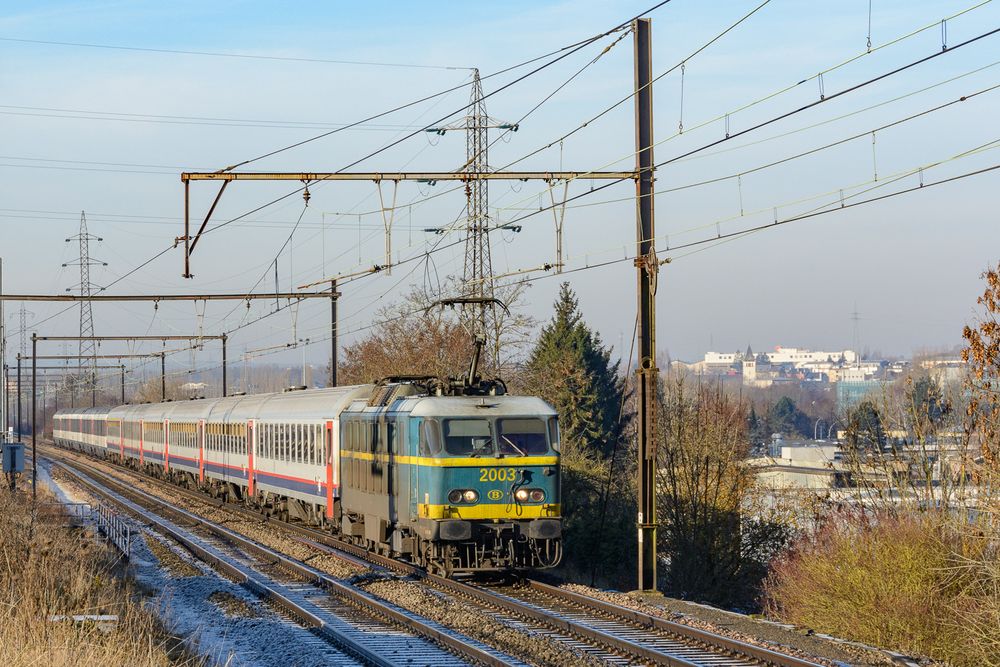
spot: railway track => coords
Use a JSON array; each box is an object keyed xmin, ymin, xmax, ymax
[
  {"xmin": 43, "ymin": 445, "xmax": 825, "ymax": 667},
  {"xmin": 45, "ymin": 451, "xmax": 522, "ymax": 667}
]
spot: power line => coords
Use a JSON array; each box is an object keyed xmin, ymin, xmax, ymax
[
  {"xmin": 475, "ymin": 25, "xmax": 1000, "ymax": 239},
  {"xmin": 489, "ymin": 3, "xmax": 997, "ymax": 216},
  {"xmin": 220, "ymin": 0, "xmax": 675, "ymax": 172},
  {"xmin": 0, "ymin": 36, "xmax": 465, "ymax": 70},
  {"xmin": 204, "ymin": 36, "xmax": 1000, "ymax": 351},
  {"xmin": 0, "ymin": 106, "xmax": 434, "ymax": 131},
  {"xmin": 494, "ymin": 161, "xmax": 1000, "ymax": 291},
  {"xmin": 507, "ymin": 82, "xmax": 1000, "ymax": 212}
]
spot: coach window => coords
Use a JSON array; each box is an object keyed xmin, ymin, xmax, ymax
[
  {"xmin": 309, "ymin": 425, "xmax": 315, "ymax": 465},
  {"xmin": 307, "ymin": 425, "xmax": 314, "ymax": 465}
]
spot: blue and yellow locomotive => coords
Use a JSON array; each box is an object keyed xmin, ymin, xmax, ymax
[{"xmin": 340, "ymin": 387, "xmax": 562, "ymax": 574}]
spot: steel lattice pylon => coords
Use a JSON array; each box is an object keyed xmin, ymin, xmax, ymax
[
  {"xmin": 18, "ymin": 304, "xmax": 33, "ymax": 362},
  {"xmin": 462, "ymin": 69, "xmax": 497, "ymax": 363},
  {"xmin": 63, "ymin": 212, "xmax": 105, "ymax": 394}
]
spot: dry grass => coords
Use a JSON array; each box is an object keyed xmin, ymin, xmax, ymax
[
  {"xmin": 0, "ymin": 485, "xmax": 202, "ymax": 667},
  {"xmin": 763, "ymin": 511, "xmax": 986, "ymax": 666}
]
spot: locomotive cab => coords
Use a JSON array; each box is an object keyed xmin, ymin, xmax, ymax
[{"xmin": 403, "ymin": 396, "xmax": 563, "ymax": 574}]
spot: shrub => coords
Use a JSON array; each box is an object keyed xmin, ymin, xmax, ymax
[{"xmin": 763, "ymin": 511, "xmax": 973, "ymax": 663}]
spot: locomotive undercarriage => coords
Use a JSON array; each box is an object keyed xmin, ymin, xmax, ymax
[{"xmin": 414, "ymin": 522, "xmax": 563, "ymax": 575}]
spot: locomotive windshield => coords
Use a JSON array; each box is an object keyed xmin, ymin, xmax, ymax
[
  {"xmin": 429, "ymin": 417, "xmax": 556, "ymax": 457},
  {"xmin": 497, "ymin": 418, "xmax": 548, "ymax": 455},
  {"xmin": 443, "ymin": 419, "xmax": 493, "ymax": 456}
]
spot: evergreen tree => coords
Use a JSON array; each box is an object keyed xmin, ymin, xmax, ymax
[
  {"xmin": 522, "ymin": 283, "xmax": 624, "ymax": 457},
  {"xmin": 847, "ymin": 400, "xmax": 887, "ymax": 452},
  {"xmin": 520, "ymin": 283, "xmax": 633, "ymax": 588},
  {"xmin": 768, "ymin": 396, "xmax": 810, "ymax": 438}
]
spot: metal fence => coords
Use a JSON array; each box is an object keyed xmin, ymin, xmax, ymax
[
  {"xmin": 94, "ymin": 503, "xmax": 131, "ymax": 559},
  {"xmin": 37, "ymin": 501, "xmax": 91, "ymax": 528}
]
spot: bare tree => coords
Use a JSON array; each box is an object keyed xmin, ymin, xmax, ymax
[{"xmin": 658, "ymin": 378, "xmax": 789, "ymax": 608}]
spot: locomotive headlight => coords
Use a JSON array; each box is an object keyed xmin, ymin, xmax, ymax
[
  {"xmin": 448, "ymin": 489, "xmax": 479, "ymax": 504},
  {"xmin": 514, "ymin": 488, "xmax": 530, "ymax": 502},
  {"xmin": 528, "ymin": 489, "xmax": 545, "ymax": 503}
]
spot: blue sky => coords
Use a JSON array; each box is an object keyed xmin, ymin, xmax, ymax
[{"xmin": 1, "ymin": 0, "xmax": 998, "ymax": 379}]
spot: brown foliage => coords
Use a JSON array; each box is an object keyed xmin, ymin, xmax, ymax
[
  {"xmin": 338, "ymin": 289, "xmax": 474, "ymax": 385},
  {"xmin": 963, "ymin": 263, "xmax": 1000, "ymax": 470},
  {"xmin": 338, "ymin": 282, "xmax": 535, "ymax": 385}
]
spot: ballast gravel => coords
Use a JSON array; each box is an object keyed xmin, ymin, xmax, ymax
[
  {"xmin": 361, "ymin": 578, "xmax": 605, "ymax": 667},
  {"xmin": 559, "ymin": 583, "xmax": 903, "ymax": 667}
]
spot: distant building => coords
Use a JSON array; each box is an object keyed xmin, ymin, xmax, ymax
[
  {"xmin": 837, "ymin": 379, "xmax": 882, "ymax": 408},
  {"xmin": 919, "ymin": 356, "xmax": 967, "ymax": 385},
  {"xmin": 703, "ymin": 345, "xmax": 860, "ymax": 387}
]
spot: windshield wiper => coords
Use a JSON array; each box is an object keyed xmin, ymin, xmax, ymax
[{"xmin": 501, "ymin": 434, "xmax": 527, "ymax": 456}]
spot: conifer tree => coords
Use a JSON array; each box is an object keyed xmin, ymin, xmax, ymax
[
  {"xmin": 519, "ymin": 283, "xmax": 633, "ymax": 587},
  {"xmin": 522, "ymin": 283, "xmax": 624, "ymax": 457}
]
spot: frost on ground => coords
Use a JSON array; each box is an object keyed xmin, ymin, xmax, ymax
[{"xmin": 40, "ymin": 459, "xmax": 352, "ymax": 667}]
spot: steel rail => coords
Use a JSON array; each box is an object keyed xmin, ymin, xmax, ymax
[{"xmin": 48, "ymin": 451, "xmax": 515, "ymax": 667}]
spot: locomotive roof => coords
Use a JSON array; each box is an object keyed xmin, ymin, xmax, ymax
[{"xmin": 402, "ymin": 394, "xmax": 557, "ymax": 418}]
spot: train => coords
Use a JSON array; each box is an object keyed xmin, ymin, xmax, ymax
[{"xmin": 52, "ymin": 378, "xmax": 562, "ymax": 575}]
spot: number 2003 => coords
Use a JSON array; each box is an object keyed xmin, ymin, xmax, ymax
[{"xmin": 479, "ymin": 468, "xmax": 517, "ymax": 482}]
